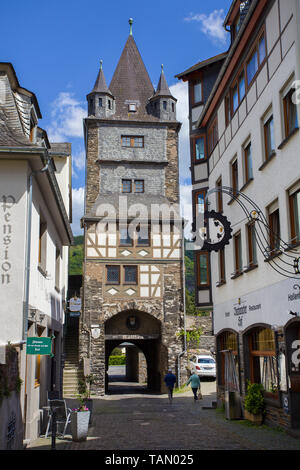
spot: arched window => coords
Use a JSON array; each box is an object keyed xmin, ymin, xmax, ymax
[
  {"xmin": 217, "ymin": 330, "xmax": 239, "ymax": 386},
  {"xmin": 246, "ymin": 326, "xmax": 278, "ymax": 397}
]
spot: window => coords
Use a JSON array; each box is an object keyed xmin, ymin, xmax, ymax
[
  {"xmin": 247, "ymin": 49, "xmax": 258, "ymax": 86},
  {"xmin": 216, "ymin": 177, "xmax": 223, "ymax": 212},
  {"xmin": 163, "ymin": 101, "xmax": 167, "ymax": 110},
  {"xmin": 193, "ymin": 80, "xmax": 203, "ymax": 103},
  {"xmin": 208, "ymin": 118, "xmax": 218, "ymax": 155},
  {"xmin": 128, "ymin": 103, "xmax": 136, "ymax": 112},
  {"xmin": 99, "ymin": 98, "xmax": 103, "ymax": 107},
  {"xmin": 247, "ymin": 33, "xmax": 266, "ymax": 86},
  {"xmin": 108, "ymin": 99, "xmax": 112, "ymax": 110},
  {"xmin": 231, "ymin": 159, "xmax": 239, "ymax": 197},
  {"xmin": 122, "ymin": 179, "xmax": 132, "ymax": 193},
  {"xmin": 283, "ymin": 88, "xmax": 298, "ymax": 139},
  {"xmin": 268, "ymin": 202, "xmax": 281, "ymax": 253},
  {"xmin": 225, "ymin": 94, "xmax": 231, "ymax": 127},
  {"xmin": 196, "ymin": 252, "xmax": 209, "ymax": 286},
  {"xmin": 218, "ymin": 248, "xmax": 226, "ymax": 284},
  {"xmin": 106, "ymin": 265, "xmax": 120, "ymax": 284},
  {"xmin": 247, "ymin": 222, "xmax": 257, "ymax": 266},
  {"xmin": 247, "ymin": 327, "xmax": 278, "ymax": 397},
  {"xmin": 264, "ymin": 115, "xmax": 275, "ymax": 161},
  {"xmin": 234, "ymin": 231, "xmax": 242, "ymax": 274},
  {"xmin": 258, "ymin": 35, "xmax": 266, "ymax": 64},
  {"xmin": 194, "ymin": 136, "xmax": 205, "ymax": 161},
  {"xmin": 136, "ymin": 225, "xmax": 150, "ymax": 246},
  {"xmin": 124, "ymin": 265, "xmax": 137, "ymax": 284},
  {"xmin": 231, "ymin": 72, "xmax": 245, "ymax": 116},
  {"xmin": 172, "ymin": 102, "xmax": 175, "ymax": 112},
  {"xmin": 244, "ymin": 141, "xmax": 253, "ymax": 183},
  {"xmin": 55, "ymin": 247, "xmax": 61, "ymax": 290},
  {"xmin": 239, "ymin": 72, "xmax": 245, "ymax": 102},
  {"xmin": 38, "ymin": 216, "xmax": 47, "ymax": 272},
  {"xmin": 195, "ymin": 190, "xmax": 206, "ymax": 214},
  {"xmin": 121, "ymin": 136, "xmax": 144, "ymax": 148},
  {"xmin": 232, "ymin": 84, "xmax": 239, "ymax": 114},
  {"xmin": 134, "ymin": 180, "xmax": 144, "ymax": 193},
  {"xmin": 289, "ymin": 185, "xmax": 300, "ymax": 244},
  {"xmin": 119, "ymin": 226, "xmax": 132, "ymax": 246}
]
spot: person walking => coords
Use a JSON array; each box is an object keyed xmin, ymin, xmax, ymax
[
  {"xmin": 186, "ymin": 372, "xmax": 201, "ymax": 401},
  {"xmin": 164, "ymin": 369, "xmax": 177, "ymax": 403}
]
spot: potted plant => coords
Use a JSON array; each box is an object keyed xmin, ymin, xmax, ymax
[
  {"xmin": 78, "ymin": 374, "xmax": 96, "ymax": 424},
  {"xmin": 244, "ymin": 381, "xmax": 265, "ymax": 425},
  {"xmin": 70, "ymin": 397, "xmax": 90, "ymax": 442}
]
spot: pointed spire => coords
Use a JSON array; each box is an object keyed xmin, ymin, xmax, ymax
[
  {"xmin": 91, "ymin": 60, "xmax": 113, "ymax": 96},
  {"xmin": 109, "ymin": 34, "xmax": 155, "ymax": 119},
  {"xmin": 154, "ymin": 64, "xmax": 173, "ymax": 98}
]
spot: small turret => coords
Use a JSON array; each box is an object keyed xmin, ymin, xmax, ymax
[
  {"xmin": 148, "ymin": 65, "xmax": 177, "ymax": 120},
  {"xmin": 87, "ymin": 60, "xmax": 115, "ymax": 118}
]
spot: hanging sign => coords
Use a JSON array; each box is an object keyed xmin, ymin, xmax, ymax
[
  {"xmin": 26, "ymin": 337, "xmax": 52, "ymax": 355},
  {"xmin": 69, "ymin": 297, "xmax": 81, "ymax": 312}
]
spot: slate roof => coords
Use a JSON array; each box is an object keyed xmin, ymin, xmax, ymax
[
  {"xmin": 90, "ymin": 61, "xmax": 113, "ymax": 96},
  {"xmin": 109, "ymin": 35, "xmax": 156, "ymax": 121},
  {"xmin": 151, "ymin": 67, "xmax": 174, "ymax": 100}
]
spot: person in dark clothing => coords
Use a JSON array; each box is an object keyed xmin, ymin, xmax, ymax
[{"xmin": 164, "ymin": 369, "xmax": 177, "ymax": 403}]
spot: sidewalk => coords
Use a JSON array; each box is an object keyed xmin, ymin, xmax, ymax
[{"xmin": 26, "ymin": 382, "xmax": 300, "ymax": 451}]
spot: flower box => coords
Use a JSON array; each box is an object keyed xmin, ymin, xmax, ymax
[
  {"xmin": 71, "ymin": 411, "xmax": 90, "ymax": 441},
  {"xmin": 244, "ymin": 409, "xmax": 263, "ymax": 425}
]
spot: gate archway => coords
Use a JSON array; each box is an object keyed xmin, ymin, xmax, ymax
[{"xmin": 104, "ymin": 309, "xmax": 165, "ymax": 393}]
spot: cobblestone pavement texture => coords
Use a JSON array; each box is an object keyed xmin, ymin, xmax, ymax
[{"xmin": 27, "ymin": 379, "xmax": 300, "ymax": 451}]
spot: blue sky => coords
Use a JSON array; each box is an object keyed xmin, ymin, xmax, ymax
[{"xmin": 1, "ymin": 0, "xmax": 232, "ymax": 235}]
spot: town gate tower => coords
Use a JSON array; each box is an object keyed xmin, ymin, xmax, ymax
[{"xmin": 80, "ymin": 21, "xmax": 184, "ymax": 395}]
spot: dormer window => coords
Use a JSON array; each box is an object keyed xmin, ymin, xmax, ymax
[
  {"xmin": 193, "ymin": 80, "xmax": 203, "ymax": 104},
  {"xmin": 128, "ymin": 103, "xmax": 137, "ymax": 112}
]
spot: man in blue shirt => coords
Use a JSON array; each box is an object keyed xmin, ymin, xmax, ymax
[{"xmin": 164, "ymin": 369, "xmax": 177, "ymax": 403}]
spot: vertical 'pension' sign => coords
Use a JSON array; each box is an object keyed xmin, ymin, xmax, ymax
[{"xmin": 26, "ymin": 337, "xmax": 52, "ymax": 355}]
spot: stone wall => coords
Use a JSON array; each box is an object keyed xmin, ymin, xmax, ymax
[{"xmin": 85, "ymin": 124, "xmax": 100, "ymax": 214}]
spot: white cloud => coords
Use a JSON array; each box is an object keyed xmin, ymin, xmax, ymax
[
  {"xmin": 169, "ymin": 81, "xmax": 191, "ymax": 183},
  {"xmin": 72, "ymin": 149, "xmax": 86, "ymax": 179},
  {"xmin": 71, "ymin": 186, "xmax": 85, "ymax": 236},
  {"xmin": 47, "ymin": 92, "xmax": 86, "ymax": 142},
  {"xmin": 184, "ymin": 9, "xmax": 228, "ymax": 46}
]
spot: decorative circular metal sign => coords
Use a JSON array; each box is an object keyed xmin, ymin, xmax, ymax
[
  {"xmin": 126, "ymin": 315, "xmax": 140, "ymax": 331},
  {"xmin": 201, "ymin": 210, "xmax": 233, "ymax": 252}
]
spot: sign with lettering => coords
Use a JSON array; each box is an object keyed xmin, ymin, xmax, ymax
[
  {"xmin": 69, "ymin": 297, "xmax": 81, "ymax": 312},
  {"xmin": 1, "ymin": 195, "xmax": 15, "ymax": 286},
  {"xmin": 26, "ymin": 337, "xmax": 52, "ymax": 355}
]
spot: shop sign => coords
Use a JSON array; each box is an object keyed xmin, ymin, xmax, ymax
[
  {"xmin": 69, "ymin": 297, "xmax": 81, "ymax": 312},
  {"xmin": 26, "ymin": 337, "xmax": 52, "ymax": 355}
]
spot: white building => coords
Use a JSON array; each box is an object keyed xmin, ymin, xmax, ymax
[
  {"xmin": 178, "ymin": 0, "xmax": 300, "ymax": 431},
  {"xmin": 0, "ymin": 62, "xmax": 73, "ymax": 448}
]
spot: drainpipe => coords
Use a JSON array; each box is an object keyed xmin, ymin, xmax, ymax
[
  {"xmin": 177, "ymin": 228, "xmax": 187, "ymax": 387},
  {"xmin": 23, "ymin": 154, "xmax": 51, "ymax": 341}
]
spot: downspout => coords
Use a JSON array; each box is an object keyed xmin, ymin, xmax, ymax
[
  {"xmin": 23, "ymin": 153, "xmax": 51, "ymax": 341},
  {"xmin": 177, "ymin": 228, "xmax": 187, "ymax": 387}
]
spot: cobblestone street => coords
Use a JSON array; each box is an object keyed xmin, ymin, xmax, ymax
[{"xmin": 27, "ymin": 379, "xmax": 300, "ymax": 451}]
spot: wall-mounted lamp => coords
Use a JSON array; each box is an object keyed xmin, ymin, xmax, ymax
[
  {"xmin": 39, "ymin": 313, "xmax": 45, "ymax": 323},
  {"xmin": 29, "ymin": 309, "xmax": 37, "ymax": 320}
]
